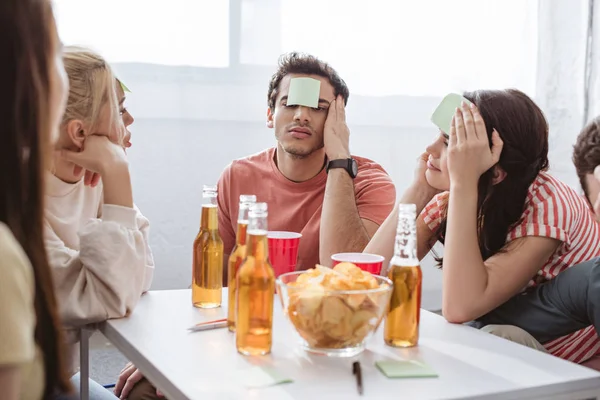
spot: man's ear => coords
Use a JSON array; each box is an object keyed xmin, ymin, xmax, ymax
[
  {"xmin": 266, "ymin": 107, "xmax": 274, "ymax": 129},
  {"xmin": 491, "ymin": 165, "xmax": 507, "ymax": 185},
  {"xmin": 65, "ymin": 119, "xmax": 86, "ymax": 150}
]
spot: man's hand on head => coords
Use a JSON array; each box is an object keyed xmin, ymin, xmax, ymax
[{"xmin": 323, "ymin": 95, "xmax": 351, "ymax": 160}]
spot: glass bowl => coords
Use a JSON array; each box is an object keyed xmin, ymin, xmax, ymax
[{"xmin": 276, "ymin": 270, "xmax": 393, "ymax": 357}]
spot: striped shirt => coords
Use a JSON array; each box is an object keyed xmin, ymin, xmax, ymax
[{"xmin": 422, "ymin": 171, "xmax": 600, "ymax": 363}]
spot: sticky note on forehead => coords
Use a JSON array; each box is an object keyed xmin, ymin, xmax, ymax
[
  {"xmin": 287, "ymin": 77, "xmax": 321, "ymax": 108},
  {"xmin": 431, "ymin": 93, "xmax": 473, "ymax": 134},
  {"xmin": 118, "ymin": 79, "xmax": 131, "ymax": 93}
]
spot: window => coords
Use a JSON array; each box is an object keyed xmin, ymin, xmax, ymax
[
  {"xmin": 277, "ymin": 0, "xmax": 538, "ymax": 96},
  {"xmin": 53, "ymin": 0, "xmax": 230, "ymax": 67}
]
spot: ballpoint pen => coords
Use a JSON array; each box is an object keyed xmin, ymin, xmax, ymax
[
  {"xmin": 353, "ymin": 361, "xmax": 363, "ymax": 395},
  {"xmin": 188, "ymin": 318, "xmax": 228, "ymax": 332}
]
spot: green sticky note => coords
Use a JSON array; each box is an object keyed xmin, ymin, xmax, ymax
[
  {"xmin": 430, "ymin": 93, "xmax": 472, "ymax": 134},
  {"xmin": 287, "ymin": 77, "xmax": 321, "ymax": 108},
  {"xmin": 242, "ymin": 366, "xmax": 293, "ymax": 388},
  {"xmin": 118, "ymin": 79, "xmax": 131, "ymax": 93},
  {"xmin": 375, "ymin": 360, "xmax": 438, "ymax": 379}
]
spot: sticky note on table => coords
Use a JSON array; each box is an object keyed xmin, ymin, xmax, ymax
[
  {"xmin": 241, "ymin": 366, "xmax": 293, "ymax": 388},
  {"xmin": 375, "ymin": 360, "xmax": 438, "ymax": 378},
  {"xmin": 287, "ymin": 77, "xmax": 321, "ymax": 108},
  {"xmin": 430, "ymin": 93, "xmax": 473, "ymax": 134}
]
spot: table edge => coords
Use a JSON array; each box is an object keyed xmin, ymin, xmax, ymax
[
  {"xmin": 100, "ymin": 290, "xmax": 600, "ymax": 400},
  {"xmin": 99, "ymin": 321, "xmax": 190, "ymax": 400}
]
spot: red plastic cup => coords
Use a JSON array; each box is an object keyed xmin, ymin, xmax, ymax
[
  {"xmin": 268, "ymin": 231, "xmax": 302, "ymax": 277},
  {"xmin": 331, "ymin": 253, "xmax": 385, "ymax": 275}
]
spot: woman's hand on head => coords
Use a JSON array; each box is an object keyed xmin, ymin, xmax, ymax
[
  {"xmin": 60, "ymin": 134, "xmax": 128, "ymax": 176},
  {"xmin": 447, "ymin": 102, "xmax": 503, "ymax": 187}
]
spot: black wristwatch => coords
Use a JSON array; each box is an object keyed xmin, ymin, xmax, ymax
[{"xmin": 326, "ymin": 158, "xmax": 358, "ymax": 179}]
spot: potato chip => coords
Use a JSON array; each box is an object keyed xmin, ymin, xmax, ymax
[
  {"xmin": 343, "ymin": 293, "xmax": 367, "ymax": 310},
  {"xmin": 333, "ymin": 262, "xmax": 363, "ymax": 277},
  {"xmin": 293, "ymin": 285, "xmax": 325, "ymax": 317},
  {"xmin": 321, "ymin": 297, "xmax": 351, "ymax": 324}
]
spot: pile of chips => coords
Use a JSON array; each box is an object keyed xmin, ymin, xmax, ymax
[{"xmin": 286, "ymin": 263, "xmax": 391, "ymax": 349}]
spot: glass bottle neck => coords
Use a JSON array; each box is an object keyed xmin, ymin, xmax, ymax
[
  {"xmin": 393, "ymin": 206, "xmax": 418, "ymax": 265},
  {"xmin": 238, "ymin": 204, "xmax": 251, "ymax": 225},
  {"xmin": 235, "ymin": 222, "xmax": 248, "ymax": 246},
  {"xmin": 248, "ymin": 214, "xmax": 267, "ymax": 233},
  {"xmin": 247, "ymin": 214, "xmax": 268, "ymax": 259},
  {"xmin": 235, "ymin": 204, "xmax": 251, "ymax": 245},
  {"xmin": 201, "ymin": 204, "xmax": 219, "ymax": 231},
  {"xmin": 247, "ymin": 231, "xmax": 268, "ymax": 260}
]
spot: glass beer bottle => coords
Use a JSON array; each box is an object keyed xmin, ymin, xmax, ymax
[
  {"xmin": 227, "ymin": 194, "xmax": 257, "ymax": 332},
  {"xmin": 192, "ymin": 185, "xmax": 224, "ymax": 308},
  {"xmin": 384, "ymin": 203, "xmax": 423, "ymax": 347},
  {"xmin": 235, "ymin": 202, "xmax": 275, "ymax": 356}
]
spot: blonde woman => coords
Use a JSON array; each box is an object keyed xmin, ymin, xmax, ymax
[{"xmin": 46, "ymin": 47, "xmax": 154, "ymax": 399}]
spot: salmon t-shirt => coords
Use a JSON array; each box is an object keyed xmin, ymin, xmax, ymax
[{"xmin": 217, "ymin": 147, "xmax": 396, "ymax": 273}]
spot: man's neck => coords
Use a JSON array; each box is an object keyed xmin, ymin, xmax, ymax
[{"xmin": 274, "ymin": 144, "xmax": 327, "ymax": 183}]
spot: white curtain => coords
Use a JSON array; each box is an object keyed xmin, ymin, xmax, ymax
[
  {"xmin": 535, "ymin": 0, "xmax": 599, "ymax": 188},
  {"xmin": 52, "ymin": 0, "xmax": 598, "ymax": 310}
]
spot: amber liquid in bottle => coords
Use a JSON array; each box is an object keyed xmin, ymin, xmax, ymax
[
  {"xmin": 192, "ymin": 187, "xmax": 224, "ymax": 308},
  {"xmin": 384, "ymin": 204, "xmax": 423, "ymax": 347},
  {"xmin": 227, "ymin": 195, "xmax": 256, "ymax": 332},
  {"xmin": 236, "ymin": 203, "xmax": 275, "ymax": 356}
]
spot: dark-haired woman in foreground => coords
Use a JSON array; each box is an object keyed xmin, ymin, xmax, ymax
[
  {"xmin": 366, "ymin": 89, "xmax": 600, "ymax": 364},
  {"xmin": 0, "ymin": 0, "xmax": 73, "ymax": 398}
]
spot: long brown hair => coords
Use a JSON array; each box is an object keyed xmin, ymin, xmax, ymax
[
  {"xmin": 433, "ymin": 89, "xmax": 550, "ymax": 262},
  {"xmin": 0, "ymin": 0, "xmax": 72, "ymax": 397}
]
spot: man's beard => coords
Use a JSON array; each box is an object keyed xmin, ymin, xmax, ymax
[{"xmin": 277, "ymin": 134, "xmax": 324, "ymax": 159}]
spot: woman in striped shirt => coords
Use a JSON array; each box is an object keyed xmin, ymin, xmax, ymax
[{"xmin": 366, "ymin": 89, "xmax": 600, "ymax": 364}]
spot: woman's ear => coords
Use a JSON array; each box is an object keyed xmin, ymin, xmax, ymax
[
  {"xmin": 491, "ymin": 165, "xmax": 507, "ymax": 185},
  {"xmin": 65, "ymin": 120, "xmax": 86, "ymax": 150}
]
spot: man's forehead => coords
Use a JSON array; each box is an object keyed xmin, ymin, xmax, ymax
[{"xmin": 278, "ymin": 74, "xmax": 335, "ymax": 100}]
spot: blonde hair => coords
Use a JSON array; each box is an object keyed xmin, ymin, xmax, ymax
[{"xmin": 62, "ymin": 46, "xmax": 122, "ymax": 143}]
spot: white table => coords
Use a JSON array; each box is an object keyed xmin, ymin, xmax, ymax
[{"xmin": 99, "ymin": 289, "xmax": 600, "ymax": 400}]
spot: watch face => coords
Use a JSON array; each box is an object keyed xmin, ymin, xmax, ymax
[{"xmin": 351, "ymin": 159, "xmax": 358, "ymax": 177}]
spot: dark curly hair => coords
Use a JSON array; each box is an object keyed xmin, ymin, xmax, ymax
[
  {"xmin": 572, "ymin": 117, "xmax": 600, "ymax": 205},
  {"xmin": 267, "ymin": 52, "xmax": 349, "ymax": 110}
]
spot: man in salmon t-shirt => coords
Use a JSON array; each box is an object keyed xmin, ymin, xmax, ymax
[{"xmin": 217, "ymin": 52, "xmax": 396, "ymax": 282}]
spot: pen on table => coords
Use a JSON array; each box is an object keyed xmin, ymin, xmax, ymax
[
  {"xmin": 352, "ymin": 361, "xmax": 363, "ymax": 395},
  {"xmin": 187, "ymin": 318, "xmax": 228, "ymax": 332}
]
